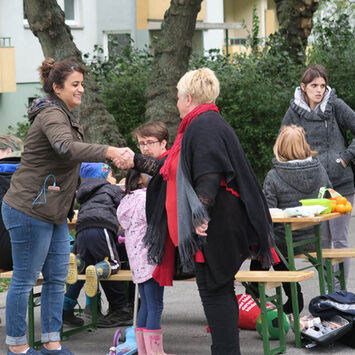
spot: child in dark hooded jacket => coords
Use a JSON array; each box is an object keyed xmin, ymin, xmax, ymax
[
  {"xmin": 63, "ymin": 163, "xmax": 132, "ymax": 328},
  {"xmin": 253, "ymin": 125, "xmax": 331, "ymax": 314}
]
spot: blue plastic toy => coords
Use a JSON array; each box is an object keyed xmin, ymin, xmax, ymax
[
  {"xmin": 108, "ymin": 326, "xmax": 137, "ymax": 355},
  {"xmin": 107, "ymin": 284, "xmax": 139, "ymax": 355}
]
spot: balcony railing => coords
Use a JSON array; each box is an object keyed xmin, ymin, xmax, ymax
[{"xmin": 0, "ymin": 37, "xmax": 12, "ymax": 47}]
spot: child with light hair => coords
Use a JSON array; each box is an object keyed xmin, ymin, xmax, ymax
[{"xmin": 254, "ymin": 124, "xmax": 331, "ymax": 313}]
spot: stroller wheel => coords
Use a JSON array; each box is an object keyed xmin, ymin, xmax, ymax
[{"xmin": 113, "ymin": 329, "xmax": 122, "ymax": 347}]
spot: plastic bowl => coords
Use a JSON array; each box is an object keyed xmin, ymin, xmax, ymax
[{"xmin": 299, "ymin": 198, "xmax": 332, "ymax": 214}]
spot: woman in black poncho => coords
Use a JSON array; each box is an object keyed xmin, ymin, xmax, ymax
[{"xmin": 114, "ymin": 68, "xmax": 275, "ymax": 355}]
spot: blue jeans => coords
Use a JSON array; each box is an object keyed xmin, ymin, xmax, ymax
[
  {"xmin": 2, "ymin": 201, "xmax": 70, "ymax": 345},
  {"xmin": 137, "ymin": 278, "xmax": 164, "ymax": 330},
  {"xmin": 321, "ymin": 193, "xmax": 355, "ymax": 289}
]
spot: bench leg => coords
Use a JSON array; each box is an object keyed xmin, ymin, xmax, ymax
[
  {"xmin": 339, "ymin": 262, "xmax": 346, "ymax": 290},
  {"xmin": 314, "ymin": 225, "xmax": 326, "ymax": 295},
  {"xmin": 257, "ymin": 283, "xmax": 286, "ymax": 355},
  {"xmin": 258, "ymin": 283, "xmax": 271, "ymax": 355},
  {"xmin": 326, "ymin": 259, "xmax": 334, "ymax": 293}
]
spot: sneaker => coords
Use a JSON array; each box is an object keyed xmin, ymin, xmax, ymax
[
  {"xmin": 97, "ymin": 306, "xmax": 133, "ymax": 328},
  {"xmin": 283, "ymin": 292, "xmax": 304, "ymax": 314},
  {"xmin": 40, "ymin": 345, "xmax": 75, "ymax": 354},
  {"xmin": 63, "ymin": 309, "xmax": 84, "ymax": 327},
  {"xmin": 8, "ymin": 348, "xmax": 41, "ymax": 355},
  {"xmin": 66, "ymin": 253, "xmax": 78, "ymax": 284}
]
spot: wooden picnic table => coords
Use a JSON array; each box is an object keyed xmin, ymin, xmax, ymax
[{"xmin": 271, "ymin": 212, "xmax": 344, "ymax": 348}]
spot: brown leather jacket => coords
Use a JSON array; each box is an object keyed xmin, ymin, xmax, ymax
[{"xmin": 4, "ymin": 97, "xmax": 108, "ymax": 224}]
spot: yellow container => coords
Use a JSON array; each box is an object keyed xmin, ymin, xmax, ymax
[{"xmin": 299, "ymin": 198, "xmax": 332, "ymax": 214}]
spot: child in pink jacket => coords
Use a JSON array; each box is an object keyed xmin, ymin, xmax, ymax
[{"xmin": 117, "ymin": 169, "xmax": 172, "ymax": 355}]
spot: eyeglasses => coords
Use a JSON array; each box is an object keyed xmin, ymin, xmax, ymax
[{"xmin": 137, "ymin": 140, "xmax": 160, "ymax": 149}]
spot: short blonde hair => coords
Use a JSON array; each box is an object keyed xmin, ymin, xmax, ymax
[
  {"xmin": 274, "ymin": 125, "xmax": 317, "ymax": 162},
  {"xmin": 176, "ymin": 68, "xmax": 220, "ymax": 104}
]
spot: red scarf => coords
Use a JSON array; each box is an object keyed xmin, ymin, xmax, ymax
[{"xmin": 160, "ymin": 103, "xmax": 219, "ymax": 180}]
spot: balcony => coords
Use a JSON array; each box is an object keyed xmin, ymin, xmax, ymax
[{"xmin": 0, "ymin": 37, "xmax": 16, "ymax": 93}]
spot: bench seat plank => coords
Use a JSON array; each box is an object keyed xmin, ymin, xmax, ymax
[
  {"xmin": 0, "ymin": 269, "xmax": 133, "ymax": 281},
  {"xmin": 235, "ymin": 270, "xmax": 314, "ymax": 283},
  {"xmin": 295, "ymin": 248, "xmax": 355, "ymax": 259}
]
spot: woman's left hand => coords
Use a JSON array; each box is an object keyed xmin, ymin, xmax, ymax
[
  {"xmin": 195, "ymin": 219, "xmax": 209, "ymax": 236},
  {"xmin": 340, "ymin": 158, "xmax": 347, "ymax": 168}
]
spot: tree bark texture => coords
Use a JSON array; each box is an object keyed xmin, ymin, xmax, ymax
[
  {"xmin": 274, "ymin": 0, "xmax": 320, "ymax": 62},
  {"xmin": 145, "ymin": 0, "xmax": 202, "ymax": 140},
  {"xmin": 23, "ymin": 0, "xmax": 125, "ymax": 147}
]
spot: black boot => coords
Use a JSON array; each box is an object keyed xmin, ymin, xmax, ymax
[
  {"xmin": 63, "ymin": 309, "xmax": 84, "ymax": 327},
  {"xmin": 282, "ymin": 283, "xmax": 304, "ymax": 314},
  {"xmin": 97, "ymin": 305, "xmax": 133, "ymax": 328}
]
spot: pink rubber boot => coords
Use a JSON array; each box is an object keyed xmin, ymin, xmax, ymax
[
  {"xmin": 135, "ymin": 327, "xmax": 147, "ymax": 355},
  {"xmin": 143, "ymin": 329, "xmax": 175, "ymax": 355}
]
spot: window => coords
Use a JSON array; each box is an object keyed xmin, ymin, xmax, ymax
[
  {"xmin": 103, "ymin": 33, "xmax": 131, "ymax": 59},
  {"xmin": 229, "ymin": 38, "xmax": 247, "ymax": 45},
  {"xmin": 28, "ymin": 97, "xmax": 36, "ymax": 108},
  {"xmin": 64, "ymin": 0, "xmax": 75, "ymax": 21},
  {"xmin": 23, "ymin": 0, "xmax": 81, "ymax": 28}
]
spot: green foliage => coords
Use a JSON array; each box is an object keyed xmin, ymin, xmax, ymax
[
  {"xmin": 7, "ymin": 119, "xmax": 30, "ymax": 141},
  {"xmin": 86, "ymin": 6, "xmax": 354, "ymax": 182},
  {"xmin": 250, "ymin": 3, "xmax": 260, "ymax": 54},
  {"xmin": 308, "ymin": 10, "xmax": 355, "ymax": 109}
]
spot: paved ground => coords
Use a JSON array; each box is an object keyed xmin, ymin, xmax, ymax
[{"xmin": 1, "ymin": 215, "xmax": 355, "ymax": 354}]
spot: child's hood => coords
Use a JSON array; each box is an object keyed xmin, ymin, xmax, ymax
[
  {"xmin": 77, "ymin": 177, "xmax": 123, "ymax": 204},
  {"xmin": 272, "ymin": 157, "xmax": 326, "ymax": 194}
]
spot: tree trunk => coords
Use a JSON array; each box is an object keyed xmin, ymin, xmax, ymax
[
  {"xmin": 274, "ymin": 0, "xmax": 320, "ymax": 62},
  {"xmin": 23, "ymin": 0, "xmax": 125, "ymax": 147},
  {"xmin": 145, "ymin": 0, "xmax": 202, "ymax": 140}
]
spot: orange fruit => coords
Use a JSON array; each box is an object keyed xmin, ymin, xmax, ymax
[
  {"xmin": 336, "ymin": 196, "xmax": 348, "ymax": 205},
  {"xmin": 345, "ymin": 202, "xmax": 353, "ymax": 213},
  {"xmin": 330, "ymin": 200, "xmax": 337, "ymax": 212},
  {"xmin": 335, "ymin": 204, "xmax": 347, "ymax": 213}
]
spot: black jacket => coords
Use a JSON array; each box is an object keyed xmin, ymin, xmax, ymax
[
  {"xmin": 0, "ymin": 157, "xmax": 20, "ymax": 270},
  {"xmin": 75, "ymin": 178, "xmax": 124, "ymax": 234}
]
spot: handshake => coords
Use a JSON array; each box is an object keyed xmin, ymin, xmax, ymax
[{"xmin": 106, "ymin": 147, "xmax": 135, "ymax": 169}]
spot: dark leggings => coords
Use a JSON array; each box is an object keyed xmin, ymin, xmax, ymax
[{"xmin": 195, "ymin": 262, "xmax": 241, "ymax": 355}]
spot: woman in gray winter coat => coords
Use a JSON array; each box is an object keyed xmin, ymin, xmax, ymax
[
  {"xmin": 259, "ymin": 125, "xmax": 331, "ymax": 314},
  {"xmin": 281, "ymin": 65, "xmax": 355, "ymax": 289}
]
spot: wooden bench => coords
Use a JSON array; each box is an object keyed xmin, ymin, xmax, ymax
[
  {"xmin": 0, "ymin": 270, "xmax": 135, "ymax": 349},
  {"xmin": 235, "ymin": 270, "xmax": 315, "ymax": 355},
  {"xmin": 295, "ymin": 248, "xmax": 355, "ymax": 293}
]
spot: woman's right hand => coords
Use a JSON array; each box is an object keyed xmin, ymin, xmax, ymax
[
  {"xmin": 106, "ymin": 147, "xmax": 135, "ymax": 169},
  {"xmin": 195, "ymin": 219, "xmax": 209, "ymax": 236}
]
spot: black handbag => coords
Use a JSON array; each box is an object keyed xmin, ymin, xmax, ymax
[{"xmin": 173, "ymin": 249, "xmax": 195, "ymax": 280}]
